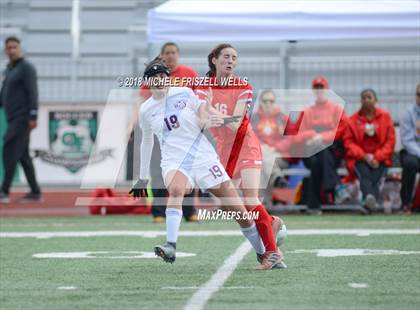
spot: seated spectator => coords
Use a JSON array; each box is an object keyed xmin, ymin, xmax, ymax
[
  {"xmin": 295, "ymin": 76, "xmax": 349, "ymax": 213},
  {"xmin": 399, "ymin": 84, "xmax": 420, "ymax": 213},
  {"xmin": 252, "ymin": 90, "xmax": 291, "ymax": 207},
  {"xmin": 343, "ymin": 89, "xmax": 395, "ymax": 210}
]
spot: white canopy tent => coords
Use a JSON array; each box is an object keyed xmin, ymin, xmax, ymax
[
  {"xmin": 147, "ymin": 0, "xmax": 420, "ymax": 43},
  {"xmin": 146, "ymin": 0, "xmax": 420, "ymax": 107}
]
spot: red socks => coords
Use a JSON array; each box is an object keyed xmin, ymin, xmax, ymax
[{"xmin": 251, "ymin": 204, "xmax": 277, "ymax": 252}]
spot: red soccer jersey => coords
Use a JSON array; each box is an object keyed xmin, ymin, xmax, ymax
[
  {"xmin": 196, "ymin": 76, "xmax": 262, "ymax": 177},
  {"xmin": 139, "ymin": 64, "xmax": 198, "ymax": 100}
]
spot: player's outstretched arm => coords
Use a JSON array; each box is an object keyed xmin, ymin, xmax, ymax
[
  {"xmin": 127, "ymin": 95, "xmax": 147, "ymax": 142},
  {"xmin": 226, "ymin": 99, "xmax": 247, "ymax": 131},
  {"xmin": 130, "ymin": 113, "xmax": 153, "ymax": 198}
]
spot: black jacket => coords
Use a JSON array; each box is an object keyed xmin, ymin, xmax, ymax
[{"xmin": 0, "ymin": 57, "xmax": 38, "ymax": 122}]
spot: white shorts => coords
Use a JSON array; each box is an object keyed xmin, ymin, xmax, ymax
[{"xmin": 162, "ymin": 160, "xmax": 230, "ymax": 192}]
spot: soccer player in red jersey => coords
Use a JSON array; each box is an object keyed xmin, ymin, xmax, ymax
[
  {"xmin": 130, "ymin": 58, "xmax": 269, "ymax": 266},
  {"xmin": 196, "ymin": 44, "xmax": 286, "ymax": 269}
]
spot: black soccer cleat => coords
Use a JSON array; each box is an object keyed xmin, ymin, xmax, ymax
[{"xmin": 154, "ymin": 244, "xmax": 176, "ymax": 264}]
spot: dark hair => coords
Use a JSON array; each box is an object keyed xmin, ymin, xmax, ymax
[
  {"xmin": 160, "ymin": 42, "xmax": 179, "ymax": 55},
  {"xmin": 143, "ymin": 55, "xmax": 170, "ymax": 78},
  {"xmin": 361, "ymin": 88, "xmax": 378, "ymax": 101},
  {"xmin": 144, "ymin": 55, "xmax": 165, "ymax": 68},
  {"xmin": 5, "ymin": 36, "xmax": 20, "ymax": 45},
  {"xmin": 206, "ymin": 43, "xmax": 236, "ymax": 77}
]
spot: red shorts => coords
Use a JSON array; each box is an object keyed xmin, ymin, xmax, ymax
[
  {"xmin": 232, "ymin": 158, "xmax": 263, "ymax": 179},
  {"xmin": 218, "ymin": 144, "xmax": 262, "ymax": 179}
]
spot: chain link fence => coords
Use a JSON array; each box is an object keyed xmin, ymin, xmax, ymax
[{"xmin": 2, "ymin": 53, "xmax": 419, "ymax": 122}]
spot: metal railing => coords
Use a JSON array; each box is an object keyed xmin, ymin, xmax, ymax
[{"xmin": 2, "ymin": 54, "xmax": 418, "ymax": 122}]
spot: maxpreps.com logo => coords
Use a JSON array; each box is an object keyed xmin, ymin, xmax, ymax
[{"xmin": 34, "ymin": 111, "xmax": 113, "ymax": 173}]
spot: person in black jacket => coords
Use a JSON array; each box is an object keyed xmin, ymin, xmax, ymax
[{"xmin": 0, "ymin": 36, "xmax": 41, "ymax": 203}]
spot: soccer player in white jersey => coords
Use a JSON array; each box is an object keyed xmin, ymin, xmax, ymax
[{"xmin": 129, "ymin": 58, "xmax": 275, "ymax": 267}]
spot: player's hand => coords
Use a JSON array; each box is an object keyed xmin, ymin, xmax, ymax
[
  {"xmin": 208, "ymin": 115, "xmax": 224, "ymax": 128},
  {"xmin": 129, "ymin": 179, "xmax": 149, "ymax": 198},
  {"xmin": 203, "ymin": 115, "xmax": 224, "ymax": 129}
]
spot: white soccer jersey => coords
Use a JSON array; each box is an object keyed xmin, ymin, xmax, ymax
[{"xmin": 139, "ymin": 87, "xmax": 219, "ymax": 178}]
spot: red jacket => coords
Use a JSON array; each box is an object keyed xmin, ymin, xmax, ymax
[
  {"xmin": 344, "ymin": 107, "xmax": 395, "ymax": 180},
  {"xmin": 294, "ymin": 100, "xmax": 348, "ymax": 145},
  {"xmin": 253, "ymin": 106, "xmax": 290, "ymax": 154}
]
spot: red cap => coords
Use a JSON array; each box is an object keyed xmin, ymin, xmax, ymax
[{"xmin": 312, "ymin": 76, "xmax": 329, "ymax": 88}]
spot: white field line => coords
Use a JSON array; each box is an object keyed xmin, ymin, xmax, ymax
[
  {"xmin": 184, "ymin": 241, "xmax": 252, "ymax": 310},
  {"xmin": 1, "ymin": 229, "xmax": 420, "ymax": 239},
  {"xmin": 348, "ymin": 283, "xmax": 369, "ymax": 289},
  {"xmin": 288, "ymin": 249, "xmax": 420, "ymax": 257},
  {"xmin": 161, "ymin": 286, "xmax": 255, "ymax": 290},
  {"xmin": 3, "ymin": 229, "xmax": 418, "ymax": 309},
  {"xmin": 56, "ymin": 286, "xmax": 78, "ymax": 290}
]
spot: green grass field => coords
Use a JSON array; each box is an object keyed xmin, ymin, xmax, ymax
[{"xmin": 1, "ymin": 215, "xmax": 419, "ymax": 310}]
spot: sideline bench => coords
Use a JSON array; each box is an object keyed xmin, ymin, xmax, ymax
[
  {"xmin": 269, "ymin": 167, "xmax": 403, "ymax": 213},
  {"xmin": 280, "ymin": 167, "xmax": 402, "ymax": 177}
]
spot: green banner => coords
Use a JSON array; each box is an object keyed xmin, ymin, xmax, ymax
[
  {"xmin": 0, "ymin": 108, "xmax": 6, "ymax": 181},
  {"xmin": 0, "ymin": 108, "xmax": 20, "ymax": 184}
]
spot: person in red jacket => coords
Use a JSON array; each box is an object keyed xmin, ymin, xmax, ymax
[
  {"xmin": 252, "ymin": 89, "xmax": 291, "ymax": 207},
  {"xmin": 343, "ymin": 89, "xmax": 395, "ymax": 210},
  {"xmin": 296, "ymin": 76, "xmax": 349, "ymax": 213}
]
